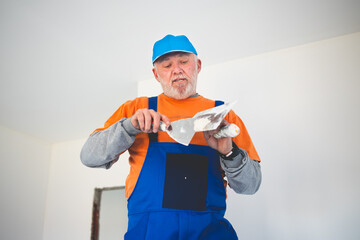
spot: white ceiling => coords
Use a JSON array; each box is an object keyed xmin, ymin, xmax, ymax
[{"xmin": 1, "ymin": 0, "xmax": 360, "ymax": 143}]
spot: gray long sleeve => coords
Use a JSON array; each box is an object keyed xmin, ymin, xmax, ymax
[
  {"xmin": 220, "ymin": 148, "xmax": 262, "ymax": 194},
  {"xmin": 80, "ymin": 118, "xmax": 141, "ymax": 169}
]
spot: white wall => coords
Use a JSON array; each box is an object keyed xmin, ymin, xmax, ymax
[
  {"xmin": 42, "ymin": 138, "xmax": 130, "ymax": 240},
  {"xmin": 15, "ymin": 31, "xmax": 357, "ymax": 240},
  {"xmin": 0, "ymin": 125, "xmax": 51, "ymax": 240},
  {"xmin": 139, "ymin": 32, "xmax": 360, "ymax": 240}
]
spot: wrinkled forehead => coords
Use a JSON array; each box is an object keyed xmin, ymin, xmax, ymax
[{"xmin": 154, "ymin": 52, "xmax": 194, "ymax": 64}]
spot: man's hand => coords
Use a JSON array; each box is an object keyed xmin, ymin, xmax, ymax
[
  {"xmin": 203, "ymin": 120, "xmax": 232, "ymax": 155},
  {"xmin": 131, "ymin": 109, "xmax": 170, "ymax": 133}
]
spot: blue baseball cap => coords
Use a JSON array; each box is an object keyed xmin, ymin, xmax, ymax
[{"xmin": 152, "ymin": 34, "xmax": 198, "ymax": 65}]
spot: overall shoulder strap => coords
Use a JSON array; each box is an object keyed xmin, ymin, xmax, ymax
[
  {"xmin": 215, "ymin": 100, "xmax": 224, "ymax": 107},
  {"xmin": 148, "ymin": 96, "xmax": 158, "ymax": 142},
  {"xmin": 148, "ymin": 96, "xmax": 158, "ymax": 111}
]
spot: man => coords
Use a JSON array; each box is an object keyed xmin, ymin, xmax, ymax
[{"xmin": 81, "ymin": 34, "xmax": 261, "ymax": 240}]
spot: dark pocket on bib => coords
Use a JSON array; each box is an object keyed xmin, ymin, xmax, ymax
[{"xmin": 162, "ymin": 152, "xmax": 208, "ymax": 211}]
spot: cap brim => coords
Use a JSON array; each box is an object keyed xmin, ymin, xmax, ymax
[{"xmin": 152, "ymin": 50, "xmax": 196, "ymax": 64}]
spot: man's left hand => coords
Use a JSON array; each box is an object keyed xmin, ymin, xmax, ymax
[{"xmin": 203, "ymin": 120, "xmax": 232, "ymax": 155}]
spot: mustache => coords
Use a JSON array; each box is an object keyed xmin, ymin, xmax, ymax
[{"xmin": 171, "ymin": 74, "xmax": 189, "ymax": 81}]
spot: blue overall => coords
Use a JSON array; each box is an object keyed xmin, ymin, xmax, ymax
[{"xmin": 125, "ymin": 97, "xmax": 238, "ymax": 240}]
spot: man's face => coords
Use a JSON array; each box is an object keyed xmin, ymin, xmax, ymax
[{"xmin": 152, "ymin": 52, "xmax": 201, "ymax": 100}]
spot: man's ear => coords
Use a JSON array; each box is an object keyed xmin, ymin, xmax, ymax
[
  {"xmin": 152, "ymin": 67, "xmax": 160, "ymax": 82},
  {"xmin": 197, "ymin": 58, "xmax": 202, "ymax": 74}
]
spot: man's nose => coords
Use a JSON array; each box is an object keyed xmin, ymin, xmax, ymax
[{"xmin": 172, "ymin": 62, "xmax": 183, "ymax": 74}]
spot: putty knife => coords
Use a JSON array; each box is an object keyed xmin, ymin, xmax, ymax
[{"xmin": 159, "ymin": 101, "xmax": 240, "ymax": 146}]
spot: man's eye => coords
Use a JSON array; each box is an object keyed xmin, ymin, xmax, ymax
[{"xmin": 162, "ymin": 62, "xmax": 171, "ymax": 68}]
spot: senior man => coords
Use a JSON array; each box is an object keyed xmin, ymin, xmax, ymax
[{"xmin": 81, "ymin": 34, "xmax": 261, "ymax": 240}]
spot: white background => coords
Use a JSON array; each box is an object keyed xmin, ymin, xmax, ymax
[{"xmin": 0, "ymin": 32, "xmax": 359, "ymax": 240}]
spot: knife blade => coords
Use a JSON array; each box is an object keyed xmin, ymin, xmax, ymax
[{"xmin": 159, "ymin": 101, "xmax": 237, "ymax": 145}]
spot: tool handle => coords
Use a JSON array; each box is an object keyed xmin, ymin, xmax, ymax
[{"xmin": 214, "ymin": 124, "xmax": 240, "ymax": 139}]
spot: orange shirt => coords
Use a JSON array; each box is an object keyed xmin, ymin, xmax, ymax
[{"xmin": 94, "ymin": 94, "xmax": 260, "ymax": 198}]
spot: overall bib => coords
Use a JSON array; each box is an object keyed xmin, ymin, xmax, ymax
[{"xmin": 125, "ymin": 97, "xmax": 238, "ymax": 240}]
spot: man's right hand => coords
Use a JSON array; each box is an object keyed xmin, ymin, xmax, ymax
[{"xmin": 131, "ymin": 109, "xmax": 170, "ymax": 133}]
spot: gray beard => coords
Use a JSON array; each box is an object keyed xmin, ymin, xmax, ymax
[
  {"xmin": 160, "ymin": 71, "xmax": 198, "ymax": 99},
  {"xmin": 162, "ymin": 80, "xmax": 197, "ymax": 99}
]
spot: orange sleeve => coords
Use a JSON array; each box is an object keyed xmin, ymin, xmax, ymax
[
  {"xmin": 226, "ymin": 110, "xmax": 260, "ymax": 162},
  {"xmin": 92, "ymin": 97, "xmax": 148, "ymax": 134}
]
